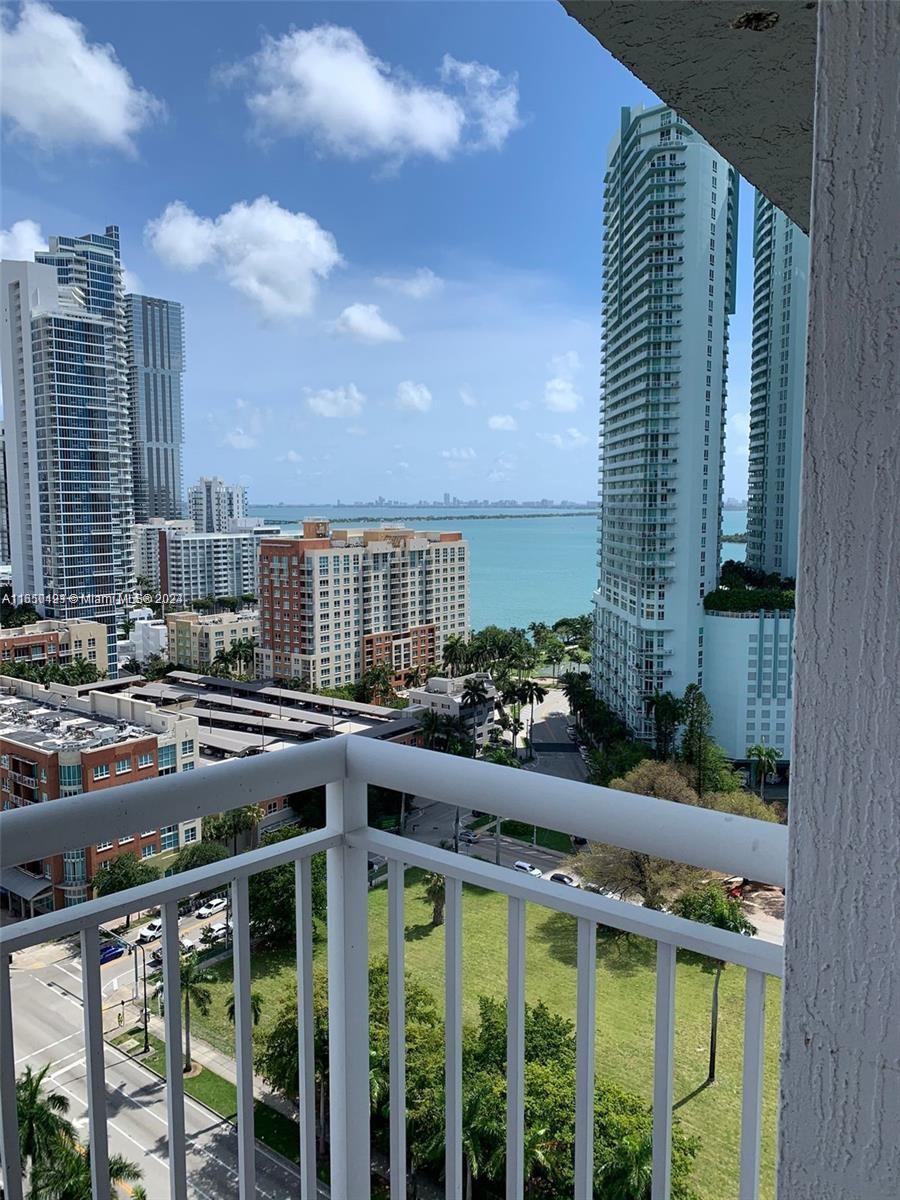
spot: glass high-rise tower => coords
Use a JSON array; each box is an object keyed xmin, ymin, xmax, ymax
[
  {"xmin": 1, "ymin": 226, "xmax": 133, "ymax": 674},
  {"xmin": 592, "ymin": 105, "xmax": 738, "ymax": 738},
  {"xmin": 746, "ymin": 193, "xmax": 809, "ymax": 578},
  {"xmin": 126, "ymin": 294, "xmax": 185, "ymax": 522}
]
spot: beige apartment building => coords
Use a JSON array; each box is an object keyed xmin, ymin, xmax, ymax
[
  {"xmin": 167, "ymin": 609, "xmax": 259, "ymax": 672},
  {"xmin": 0, "ymin": 619, "xmax": 110, "ymax": 675},
  {"xmin": 257, "ymin": 520, "xmax": 469, "ymax": 689}
]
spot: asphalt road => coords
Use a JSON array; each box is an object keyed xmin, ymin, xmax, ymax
[{"xmin": 9, "ymin": 909, "xmax": 306, "ymax": 1199}]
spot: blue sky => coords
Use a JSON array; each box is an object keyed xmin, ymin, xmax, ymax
[{"xmin": 0, "ymin": 0, "xmax": 753, "ymax": 504}]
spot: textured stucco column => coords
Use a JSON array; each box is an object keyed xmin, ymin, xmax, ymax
[{"xmin": 779, "ymin": 3, "xmax": 900, "ymax": 1198}]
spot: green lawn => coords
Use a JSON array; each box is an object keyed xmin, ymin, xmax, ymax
[{"xmin": 191, "ymin": 870, "xmax": 781, "ymax": 1200}]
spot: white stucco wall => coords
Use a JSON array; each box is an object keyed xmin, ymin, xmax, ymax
[{"xmin": 779, "ymin": 4, "xmax": 900, "ymax": 1197}]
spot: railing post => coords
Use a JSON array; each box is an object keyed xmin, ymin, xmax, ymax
[{"xmin": 326, "ymin": 776, "xmax": 370, "ymax": 1200}]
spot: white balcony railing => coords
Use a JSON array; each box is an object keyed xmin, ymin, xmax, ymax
[{"xmin": 0, "ymin": 736, "xmax": 786, "ymax": 1200}]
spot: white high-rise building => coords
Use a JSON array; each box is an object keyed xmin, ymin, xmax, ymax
[
  {"xmin": 592, "ymin": 105, "xmax": 738, "ymax": 738},
  {"xmin": 133, "ymin": 519, "xmax": 276, "ymax": 605},
  {"xmin": 0, "ymin": 227, "xmax": 133, "ymax": 675},
  {"xmin": 745, "ymin": 193, "xmax": 809, "ymax": 579},
  {"xmin": 188, "ymin": 476, "xmax": 247, "ymax": 533},
  {"xmin": 0, "ymin": 424, "xmax": 10, "ymax": 565}
]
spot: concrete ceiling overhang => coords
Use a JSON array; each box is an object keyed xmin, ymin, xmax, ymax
[{"xmin": 560, "ymin": 1, "xmax": 817, "ymax": 231}]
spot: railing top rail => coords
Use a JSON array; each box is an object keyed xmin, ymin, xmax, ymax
[
  {"xmin": 360, "ymin": 829, "xmax": 784, "ymax": 977},
  {"xmin": 347, "ymin": 737, "xmax": 788, "ymax": 887},
  {"xmin": 0, "ymin": 827, "xmax": 340, "ymax": 956},
  {"xmin": 0, "ymin": 735, "xmax": 345, "ymax": 869}
]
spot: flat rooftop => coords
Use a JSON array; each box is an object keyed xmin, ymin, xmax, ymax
[{"xmin": 0, "ymin": 694, "xmax": 149, "ymax": 755}]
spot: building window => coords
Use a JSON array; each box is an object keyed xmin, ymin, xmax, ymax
[
  {"xmin": 96, "ymin": 840, "xmax": 113, "ymax": 851},
  {"xmin": 141, "ymin": 844, "xmax": 156, "ymax": 859},
  {"xmin": 181, "ymin": 739, "xmax": 195, "ymax": 757},
  {"xmin": 92, "ymin": 764, "xmax": 110, "ymax": 781},
  {"xmin": 183, "ymin": 825, "xmax": 198, "ymax": 843},
  {"xmin": 137, "ymin": 752, "xmax": 154, "ymax": 769},
  {"xmin": 182, "ymin": 761, "xmax": 195, "ymax": 772},
  {"xmin": 115, "ymin": 758, "xmax": 131, "ymax": 775},
  {"xmin": 160, "ymin": 825, "xmax": 179, "ymax": 852}
]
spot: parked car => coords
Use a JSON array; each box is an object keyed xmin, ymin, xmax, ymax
[
  {"xmin": 148, "ymin": 937, "xmax": 194, "ymax": 969},
  {"xmin": 584, "ymin": 882, "xmax": 621, "ymax": 901},
  {"xmin": 137, "ymin": 919, "xmax": 163, "ymax": 944},
  {"xmin": 548, "ymin": 872, "xmax": 577, "ymax": 887},
  {"xmin": 513, "ymin": 860, "xmax": 543, "ymax": 878},
  {"xmin": 99, "ymin": 941, "xmax": 126, "ymax": 964},
  {"xmin": 203, "ymin": 922, "xmax": 228, "ymax": 944},
  {"xmin": 196, "ymin": 897, "xmax": 227, "ymax": 918},
  {"xmin": 459, "ymin": 830, "xmax": 479, "ymax": 844}
]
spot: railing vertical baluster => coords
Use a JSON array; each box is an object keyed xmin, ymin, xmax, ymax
[
  {"xmin": 0, "ymin": 952, "xmax": 23, "ymax": 1200},
  {"xmin": 574, "ymin": 917, "xmax": 596, "ymax": 1199},
  {"xmin": 161, "ymin": 901, "xmax": 187, "ymax": 1200},
  {"xmin": 652, "ymin": 941, "xmax": 677, "ymax": 1200},
  {"xmin": 231, "ymin": 874, "xmax": 256, "ymax": 1200},
  {"xmin": 388, "ymin": 860, "xmax": 407, "ymax": 1200},
  {"xmin": 80, "ymin": 926, "xmax": 110, "ymax": 1200},
  {"xmin": 445, "ymin": 875, "xmax": 463, "ymax": 1200},
  {"xmin": 295, "ymin": 857, "xmax": 318, "ymax": 1200},
  {"xmin": 326, "ymin": 777, "xmax": 371, "ymax": 1200},
  {"xmin": 506, "ymin": 897, "xmax": 526, "ymax": 1200},
  {"xmin": 739, "ymin": 969, "xmax": 767, "ymax": 1200}
]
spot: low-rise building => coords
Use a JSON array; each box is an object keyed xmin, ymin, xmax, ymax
[
  {"xmin": 0, "ymin": 677, "xmax": 200, "ymax": 914},
  {"xmin": 703, "ymin": 607, "xmax": 794, "ymax": 763},
  {"xmin": 257, "ymin": 520, "xmax": 469, "ymax": 690},
  {"xmin": 166, "ymin": 609, "xmax": 259, "ymax": 672},
  {"xmin": 118, "ymin": 617, "xmax": 168, "ymax": 667},
  {"xmin": 0, "ymin": 619, "xmax": 110, "ymax": 675},
  {"xmin": 407, "ymin": 674, "xmax": 497, "ymax": 750}
]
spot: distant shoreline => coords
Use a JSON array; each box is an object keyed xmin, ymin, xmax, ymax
[{"xmin": 250, "ymin": 509, "xmax": 601, "ymax": 524}]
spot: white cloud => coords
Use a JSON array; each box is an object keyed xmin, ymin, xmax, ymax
[
  {"xmin": 145, "ymin": 196, "xmax": 342, "ymax": 320},
  {"xmin": 459, "ymin": 387, "xmax": 478, "ymax": 408},
  {"xmin": 346, "ymin": 424, "xmax": 366, "ymax": 437},
  {"xmin": 121, "ymin": 266, "xmax": 143, "ymax": 294},
  {"xmin": 223, "ymin": 428, "xmax": 258, "ymax": 451},
  {"xmin": 277, "ymin": 449, "xmax": 302, "ymax": 463},
  {"xmin": 306, "ymin": 383, "xmax": 366, "ymax": 419},
  {"xmin": 330, "ymin": 302, "xmax": 402, "ymax": 344},
  {"xmin": 488, "ymin": 414, "xmax": 517, "ymax": 432},
  {"xmin": 0, "ymin": 1, "xmax": 163, "ymax": 154},
  {"xmin": 396, "ymin": 380, "xmax": 432, "ymax": 412},
  {"xmin": 225, "ymin": 24, "xmax": 519, "ymax": 163},
  {"xmin": 374, "ymin": 268, "xmax": 443, "ymax": 299},
  {"xmin": 541, "ymin": 427, "xmax": 589, "ymax": 450},
  {"xmin": 221, "ymin": 397, "xmax": 268, "ymax": 450},
  {"xmin": 440, "ymin": 56, "xmax": 521, "ymax": 150},
  {"xmin": 0, "ymin": 218, "xmax": 47, "ymax": 260},
  {"xmin": 543, "ymin": 349, "xmax": 583, "ymax": 412},
  {"xmin": 543, "ymin": 377, "xmax": 582, "ymax": 412},
  {"xmin": 441, "ymin": 447, "xmax": 477, "ymax": 461},
  {"xmin": 488, "ymin": 452, "xmax": 516, "ymax": 482}
]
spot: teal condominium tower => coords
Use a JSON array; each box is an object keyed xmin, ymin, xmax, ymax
[
  {"xmin": 592, "ymin": 105, "xmax": 738, "ymax": 738},
  {"xmin": 746, "ymin": 193, "xmax": 809, "ymax": 578},
  {"xmin": 126, "ymin": 294, "xmax": 185, "ymax": 522},
  {"xmin": 0, "ymin": 226, "xmax": 133, "ymax": 675}
]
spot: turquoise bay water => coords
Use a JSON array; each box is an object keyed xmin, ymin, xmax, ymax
[{"xmin": 249, "ymin": 505, "xmax": 746, "ymax": 630}]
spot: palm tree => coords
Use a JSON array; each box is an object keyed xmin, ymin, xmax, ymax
[
  {"xmin": 747, "ymin": 742, "xmax": 780, "ymax": 801},
  {"xmin": 226, "ymin": 990, "xmax": 263, "ymax": 1027},
  {"xmin": 460, "ymin": 676, "xmax": 490, "ymax": 758},
  {"xmin": 15, "ymin": 1063, "xmax": 74, "ymax": 1186},
  {"xmin": 510, "ymin": 716, "xmax": 525, "ymax": 760},
  {"xmin": 422, "ymin": 872, "xmax": 446, "ymax": 927},
  {"xmin": 209, "ymin": 650, "xmax": 233, "ymax": 678},
  {"xmin": 595, "ymin": 1130, "xmax": 653, "ymax": 1200},
  {"xmin": 229, "ymin": 636, "xmax": 257, "ymax": 678},
  {"xmin": 404, "ymin": 665, "xmax": 424, "ymax": 689},
  {"xmin": 518, "ymin": 679, "xmax": 549, "ymax": 760},
  {"xmin": 442, "ymin": 634, "xmax": 467, "ymax": 678},
  {"xmin": 161, "ymin": 953, "xmax": 215, "ymax": 1073},
  {"xmin": 418, "ymin": 707, "xmax": 442, "ymax": 750},
  {"xmin": 30, "ymin": 1142, "xmax": 142, "ymax": 1200}
]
